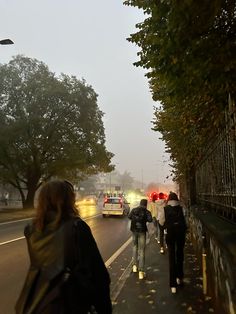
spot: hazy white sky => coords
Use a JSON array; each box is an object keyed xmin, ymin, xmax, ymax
[{"xmin": 0, "ymin": 0, "xmax": 172, "ymax": 185}]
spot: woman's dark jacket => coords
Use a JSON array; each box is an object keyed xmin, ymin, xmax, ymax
[
  {"xmin": 15, "ymin": 217, "xmax": 112, "ymax": 314},
  {"xmin": 128, "ymin": 206, "xmax": 152, "ymax": 233}
]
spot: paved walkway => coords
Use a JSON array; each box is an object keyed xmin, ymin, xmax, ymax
[{"xmin": 111, "ymin": 233, "xmax": 215, "ymax": 314}]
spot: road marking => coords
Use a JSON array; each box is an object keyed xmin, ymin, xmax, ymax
[
  {"xmin": 111, "ymin": 260, "xmax": 133, "ymax": 303},
  {"xmin": 0, "ymin": 214, "xmax": 102, "ymax": 246},
  {"xmin": 105, "ymin": 237, "xmax": 132, "ymax": 267},
  {"xmin": 110, "ymin": 235, "xmax": 154, "ymax": 303},
  {"xmin": 0, "ymin": 236, "xmax": 25, "ymax": 246},
  {"xmin": 0, "ymin": 213, "xmax": 101, "ymax": 227},
  {"xmin": 0, "ymin": 218, "xmax": 32, "ymax": 226}
]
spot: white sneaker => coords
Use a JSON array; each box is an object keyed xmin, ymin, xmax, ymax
[
  {"xmin": 132, "ymin": 265, "xmax": 137, "ymax": 273},
  {"xmin": 171, "ymin": 287, "xmax": 176, "ymax": 294},
  {"xmin": 176, "ymin": 278, "xmax": 181, "ymax": 285},
  {"xmin": 160, "ymin": 247, "xmax": 164, "ymax": 254},
  {"xmin": 139, "ymin": 271, "xmax": 145, "ymax": 280}
]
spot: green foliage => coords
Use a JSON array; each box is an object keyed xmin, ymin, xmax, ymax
[
  {"xmin": 0, "ymin": 55, "xmax": 114, "ymax": 207},
  {"xmin": 124, "ymin": 0, "xmax": 236, "ymax": 179}
]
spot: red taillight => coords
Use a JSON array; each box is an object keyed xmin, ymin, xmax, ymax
[{"xmin": 103, "ymin": 197, "xmax": 108, "ymax": 207}]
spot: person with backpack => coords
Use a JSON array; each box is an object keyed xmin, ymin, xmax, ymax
[
  {"xmin": 159, "ymin": 192, "xmax": 187, "ymax": 294},
  {"xmin": 15, "ymin": 180, "xmax": 112, "ymax": 314},
  {"xmin": 128, "ymin": 199, "xmax": 152, "ymax": 280}
]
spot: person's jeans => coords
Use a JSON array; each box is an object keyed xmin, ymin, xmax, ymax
[
  {"xmin": 158, "ymin": 223, "xmax": 165, "ymax": 247},
  {"xmin": 132, "ymin": 232, "xmax": 146, "ymax": 271},
  {"xmin": 153, "ymin": 217, "xmax": 158, "ymax": 239},
  {"xmin": 166, "ymin": 232, "xmax": 186, "ymax": 287}
]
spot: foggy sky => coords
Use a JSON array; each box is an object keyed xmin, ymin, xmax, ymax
[{"xmin": 0, "ymin": 0, "xmax": 172, "ymax": 185}]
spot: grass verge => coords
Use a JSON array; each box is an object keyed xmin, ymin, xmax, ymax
[{"xmin": 0, "ymin": 207, "xmax": 35, "ymax": 223}]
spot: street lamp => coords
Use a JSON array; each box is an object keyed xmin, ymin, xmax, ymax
[{"xmin": 0, "ymin": 39, "xmax": 14, "ymax": 45}]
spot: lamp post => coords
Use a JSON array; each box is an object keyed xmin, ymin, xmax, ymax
[
  {"xmin": 0, "ymin": 39, "xmax": 14, "ymax": 45},
  {"xmin": 141, "ymin": 168, "xmax": 144, "ymax": 191}
]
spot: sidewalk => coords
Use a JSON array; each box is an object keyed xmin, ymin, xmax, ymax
[{"xmin": 111, "ymin": 234, "xmax": 215, "ymax": 314}]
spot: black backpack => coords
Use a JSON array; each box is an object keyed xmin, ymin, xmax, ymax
[
  {"xmin": 132, "ymin": 208, "xmax": 147, "ymax": 232},
  {"xmin": 165, "ymin": 205, "xmax": 187, "ymax": 231}
]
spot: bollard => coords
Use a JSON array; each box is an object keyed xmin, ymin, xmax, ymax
[{"xmin": 202, "ymin": 233, "xmax": 207, "ymax": 295}]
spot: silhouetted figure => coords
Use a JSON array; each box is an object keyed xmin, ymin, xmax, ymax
[
  {"xmin": 15, "ymin": 180, "xmax": 112, "ymax": 314},
  {"xmin": 159, "ymin": 192, "xmax": 187, "ymax": 294},
  {"xmin": 4, "ymin": 192, "xmax": 9, "ymax": 206}
]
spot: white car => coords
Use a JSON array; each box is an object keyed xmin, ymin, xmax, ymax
[{"xmin": 102, "ymin": 196, "xmax": 130, "ymax": 217}]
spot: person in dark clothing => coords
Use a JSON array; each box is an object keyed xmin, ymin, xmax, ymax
[
  {"xmin": 128, "ymin": 199, "xmax": 152, "ymax": 279},
  {"xmin": 159, "ymin": 192, "xmax": 187, "ymax": 294},
  {"xmin": 15, "ymin": 180, "xmax": 112, "ymax": 314}
]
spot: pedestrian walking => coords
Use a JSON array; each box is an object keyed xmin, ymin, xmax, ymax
[
  {"xmin": 155, "ymin": 192, "xmax": 167, "ymax": 254},
  {"xmin": 128, "ymin": 199, "xmax": 152, "ymax": 280},
  {"xmin": 4, "ymin": 192, "xmax": 9, "ymax": 206},
  {"xmin": 15, "ymin": 179, "xmax": 112, "ymax": 314},
  {"xmin": 148, "ymin": 194, "xmax": 159, "ymax": 241},
  {"xmin": 159, "ymin": 192, "xmax": 187, "ymax": 294}
]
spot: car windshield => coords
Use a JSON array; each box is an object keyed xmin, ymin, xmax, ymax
[{"xmin": 106, "ymin": 198, "xmax": 121, "ymax": 204}]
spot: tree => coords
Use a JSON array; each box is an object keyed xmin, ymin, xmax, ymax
[
  {"xmin": 0, "ymin": 55, "xmax": 114, "ymax": 208},
  {"xmin": 124, "ymin": 0, "xmax": 236, "ymax": 181},
  {"xmin": 119, "ymin": 171, "xmax": 134, "ymax": 191}
]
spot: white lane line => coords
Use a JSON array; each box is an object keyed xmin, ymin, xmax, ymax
[
  {"xmin": 0, "ymin": 214, "xmax": 102, "ymax": 246},
  {"xmin": 0, "ymin": 213, "xmax": 101, "ymax": 227},
  {"xmin": 0, "ymin": 218, "xmax": 32, "ymax": 226},
  {"xmin": 0, "ymin": 235, "xmax": 132, "ymax": 267},
  {"xmin": 0, "ymin": 236, "xmax": 25, "ymax": 246},
  {"xmin": 111, "ymin": 260, "xmax": 133, "ymax": 303},
  {"xmin": 105, "ymin": 237, "xmax": 132, "ymax": 267},
  {"xmin": 0, "ymin": 217, "xmax": 132, "ymax": 269}
]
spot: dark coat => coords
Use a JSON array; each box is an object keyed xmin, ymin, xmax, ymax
[
  {"xmin": 15, "ymin": 217, "xmax": 112, "ymax": 314},
  {"xmin": 128, "ymin": 206, "xmax": 152, "ymax": 233},
  {"xmin": 164, "ymin": 203, "xmax": 187, "ymax": 236}
]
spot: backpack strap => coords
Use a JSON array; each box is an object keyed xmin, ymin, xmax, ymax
[
  {"xmin": 34, "ymin": 219, "xmax": 77, "ymax": 314},
  {"xmin": 34, "ymin": 269, "xmax": 71, "ymax": 314}
]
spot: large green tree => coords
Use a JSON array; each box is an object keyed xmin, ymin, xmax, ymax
[
  {"xmin": 124, "ymin": 0, "xmax": 236, "ymax": 180},
  {"xmin": 0, "ymin": 55, "xmax": 114, "ymax": 208}
]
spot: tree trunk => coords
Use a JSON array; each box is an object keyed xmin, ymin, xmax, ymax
[{"xmin": 23, "ymin": 182, "xmax": 38, "ymax": 209}]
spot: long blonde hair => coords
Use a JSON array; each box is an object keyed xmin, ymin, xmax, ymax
[{"xmin": 35, "ymin": 180, "xmax": 78, "ymax": 231}]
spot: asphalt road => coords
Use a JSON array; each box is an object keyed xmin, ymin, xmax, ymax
[{"xmin": 0, "ymin": 203, "xmax": 132, "ymax": 314}]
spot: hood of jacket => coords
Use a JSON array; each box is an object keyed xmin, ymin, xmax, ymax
[{"xmin": 167, "ymin": 200, "xmax": 180, "ymax": 207}]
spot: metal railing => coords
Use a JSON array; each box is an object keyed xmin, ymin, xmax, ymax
[{"xmin": 195, "ymin": 95, "xmax": 236, "ymax": 223}]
